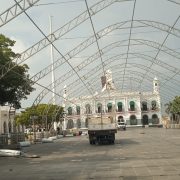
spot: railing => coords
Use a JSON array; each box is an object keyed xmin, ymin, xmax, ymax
[{"xmin": 128, "ymin": 108, "xmax": 136, "ymax": 112}]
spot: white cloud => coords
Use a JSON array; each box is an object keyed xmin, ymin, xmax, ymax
[{"xmin": 11, "ymin": 36, "xmax": 28, "ymax": 53}]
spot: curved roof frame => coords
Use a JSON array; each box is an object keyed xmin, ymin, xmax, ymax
[
  {"xmin": 33, "ymin": 35, "xmax": 180, "ymax": 107},
  {"xmin": 1, "ymin": 0, "xmax": 180, "ymax": 112}
]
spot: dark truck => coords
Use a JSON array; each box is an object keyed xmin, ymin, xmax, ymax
[{"xmin": 88, "ymin": 117, "xmax": 117, "ymax": 144}]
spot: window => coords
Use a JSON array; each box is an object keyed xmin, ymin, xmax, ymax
[
  {"xmin": 142, "ymin": 101, "xmax": 148, "ymax": 111},
  {"xmin": 97, "ymin": 103, "xmax": 102, "ymax": 113},
  {"xmin": 76, "ymin": 106, "xmax": 80, "ymax": 115},
  {"xmin": 151, "ymin": 101, "xmax": 157, "ymax": 110},
  {"xmin": 68, "ymin": 107, "xmax": 72, "ymax": 115},
  {"xmin": 85, "ymin": 104, "xmax": 91, "ymax": 114},
  {"xmin": 129, "ymin": 101, "xmax": 135, "ymax": 111},
  {"xmin": 107, "ymin": 103, "xmax": 112, "ymax": 112},
  {"xmin": 117, "ymin": 102, "xmax": 123, "ymax": 112}
]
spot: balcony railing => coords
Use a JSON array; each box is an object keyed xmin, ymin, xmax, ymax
[{"xmin": 128, "ymin": 108, "xmax": 136, "ymax": 112}]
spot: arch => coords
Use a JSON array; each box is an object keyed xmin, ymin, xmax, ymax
[
  {"xmin": 67, "ymin": 107, "xmax": 73, "ymax": 115},
  {"xmin": 129, "ymin": 101, "xmax": 135, "ymax": 111},
  {"xmin": 118, "ymin": 116, "xmax": 124, "ymax": 123},
  {"xmin": 142, "ymin": 101, "xmax": 148, "ymax": 111},
  {"xmin": 76, "ymin": 119, "xmax": 81, "ymax": 128},
  {"xmin": 107, "ymin": 102, "xmax": 112, "ymax": 112},
  {"xmin": 130, "ymin": 115, "xmax": 137, "ymax": 125},
  {"xmin": 97, "ymin": 103, "xmax": 102, "ymax": 113},
  {"xmin": 66, "ymin": 119, "xmax": 74, "ymax": 129},
  {"xmin": 117, "ymin": 102, "xmax": 123, "ymax": 112},
  {"xmin": 76, "ymin": 106, "xmax": 80, "ymax": 115},
  {"xmin": 142, "ymin": 115, "xmax": 149, "ymax": 125},
  {"xmin": 152, "ymin": 114, "xmax": 159, "ymax": 124},
  {"xmin": 85, "ymin": 104, "xmax": 91, "ymax": 114},
  {"xmin": 68, "ymin": 51, "xmax": 180, "ymax": 99},
  {"xmin": 151, "ymin": 100, "xmax": 157, "ymax": 110},
  {"xmin": 32, "ymin": 23, "xmax": 180, "ymax": 106}
]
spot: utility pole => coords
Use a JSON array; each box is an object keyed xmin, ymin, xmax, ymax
[
  {"xmin": 62, "ymin": 85, "xmax": 67, "ymax": 133},
  {"xmin": 50, "ymin": 15, "xmax": 56, "ymax": 105}
]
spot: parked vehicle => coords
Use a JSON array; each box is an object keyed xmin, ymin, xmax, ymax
[
  {"xmin": 88, "ymin": 117, "xmax": 117, "ymax": 144},
  {"xmin": 117, "ymin": 122, "xmax": 126, "ymax": 130}
]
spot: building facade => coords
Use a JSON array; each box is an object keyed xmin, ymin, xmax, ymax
[
  {"xmin": 63, "ymin": 71, "xmax": 162, "ymax": 129},
  {"xmin": 0, "ymin": 106, "xmax": 17, "ymax": 134}
]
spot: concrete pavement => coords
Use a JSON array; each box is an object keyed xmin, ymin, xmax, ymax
[{"xmin": 0, "ymin": 127, "xmax": 180, "ymax": 180}]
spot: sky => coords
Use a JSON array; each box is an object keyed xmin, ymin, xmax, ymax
[{"xmin": 0, "ymin": 0, "xmax": 180, "ymax": 112}]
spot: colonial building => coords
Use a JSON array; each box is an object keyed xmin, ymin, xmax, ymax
[
  {"xmin": 0, "ymin": 106, "xmax": 17, "ymax": 134},
  {"xmin": 63, "ymin": 70, "xmax": 162, "ymax": 129}
]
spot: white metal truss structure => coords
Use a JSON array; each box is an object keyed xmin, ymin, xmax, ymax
[
  {"xmin": 0, "ymin": 0, "xmax": 40, "ymax": 27},
  {"xmin": 1, "ymin": 0, "xmax": 180, "ymax": 114},
  {"xmin": 32, "ymin": 36, "xmax": 180, "ymax": 106},
  {"xmin": 0, "ymin": 0, "xmax": 132, "ymax": 79}
]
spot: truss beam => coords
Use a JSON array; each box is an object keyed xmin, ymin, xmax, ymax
[
  {"xmin": 0, "ymin": 0, "xmax": 131, "ymax": 79},
  {"xmin": 0, "ymin": 0, "xmax": 40, "ymax": 27},
  {"xmin": 32, "ymin": 36, "xmax": 180, "ymax": 106}
]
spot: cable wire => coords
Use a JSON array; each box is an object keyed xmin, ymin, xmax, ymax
[
  {"xmin": 121, "ymin": 0, "xmax": 137, "ymax": 92},
  {"xmin": 14, "ymin": 0, "xmax": 97, "ymax": 103},
  {"xmin": 84, "ymin": 0, "xmax": 106, "ymax": 77}
]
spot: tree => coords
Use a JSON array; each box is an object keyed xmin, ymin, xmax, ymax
[
  {"xmin": 171, "ymin": 96, "xmax": 180, "ymax": 124},
  {"xmin": 0, "ymin": 34, "xmax": 34, "ymax": 108},
  {"xmin": 165, "ymin": 96, "xmax": 180, "ymax": 124},
  {"xmin": 15, "ymin": 104, "xmax": 64, "ymax": 130}
]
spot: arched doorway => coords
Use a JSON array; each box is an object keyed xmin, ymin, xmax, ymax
[
  {"xmin": 142, "ymin": 115, "xmax": 148, "ymax": 125},
  {"xmin": 152, "ymin": 114, "xmax": 159, "ymax": 124},
  {"xmin": 130, "ymin": 115, "xmax": 137, "ymax": 125},
  {"xmin": 77, "ymin": 119, "xmax": 81, "ymax": 128},
  {"xmin": 66, "ymin": 119, "xmax": 74, "ymax": 129}
]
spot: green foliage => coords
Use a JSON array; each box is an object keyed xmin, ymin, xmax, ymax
[
  {"xmin": 15, "ymin": 104, "xmax": 64, "ymax": 129},
  {"xmin": 171, "ymin": 96, "xmax": 180, "ymax": 115},
  {"xmin": 0, "ymin": 34, "xmax": 34, "ymax": 108},
  {"xmin": 165, "ymin": 96, "xmax": 180, "ymax": 123}
]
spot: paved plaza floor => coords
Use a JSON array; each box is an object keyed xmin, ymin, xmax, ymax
[{"xmin": 0, "ymin": 127, "xmax": 180, "ymax": 180}]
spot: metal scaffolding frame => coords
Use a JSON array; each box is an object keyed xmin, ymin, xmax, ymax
[{"xmin": 0, "ymin": 0, "xmax": 180, "ymax": 115}]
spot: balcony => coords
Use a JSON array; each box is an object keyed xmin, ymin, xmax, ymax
[
  {"xmin": 141, "ymin": 108, "xmax": 149, "ymax": 112},
  {"xmin": 116, "ymin": 109, "xmax": 124, "ymax": 114},
  {"xmin": 151, "ymin": 107, "xmax": 159, "ymax": 112},
  {"xmin": 128, "ymin": 108, "xmax": 137, "ymax": 113}
]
